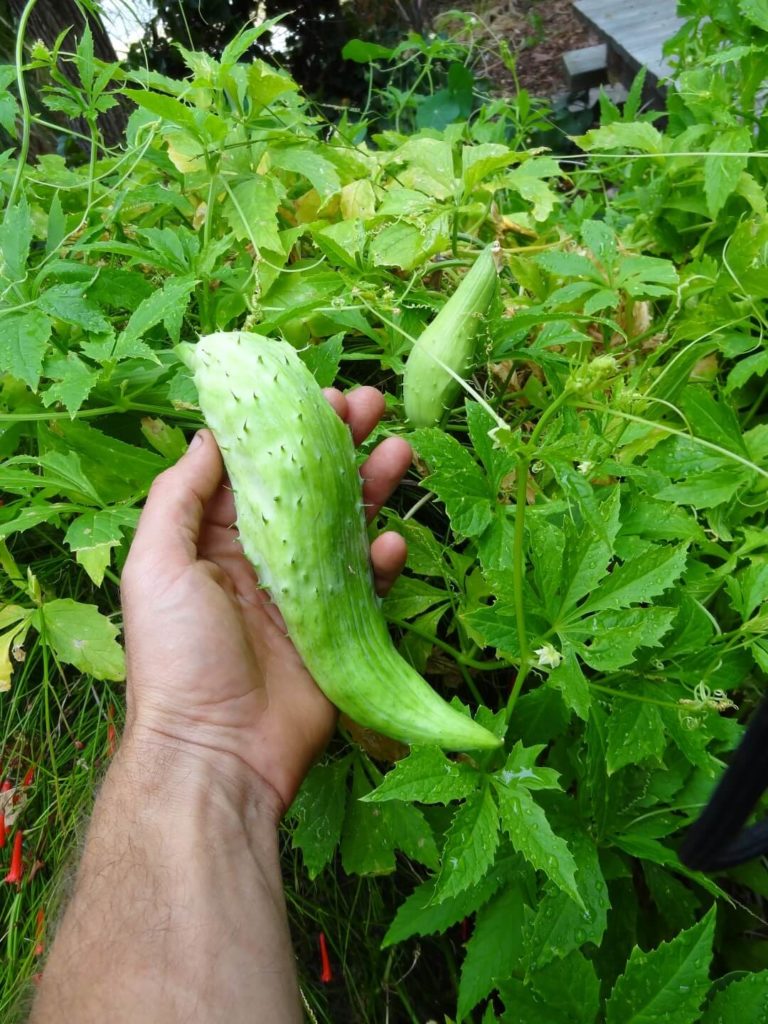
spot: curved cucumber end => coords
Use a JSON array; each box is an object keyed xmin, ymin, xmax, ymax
[
  {"xmin": 408, "ymin": 713, "xmax": 502, "ymax": 752},
  {"xmin": 447, "ymin": 722, "xmax": 503, "ymax": 752}
]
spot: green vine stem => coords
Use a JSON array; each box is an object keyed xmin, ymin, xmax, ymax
[
  {"xmin": 505, "ymin": 453, "xmax": 530, "ymax": 723},
  {"xmin": 8, "ymin": 0, "xmax": 40, "ymax": 207}
]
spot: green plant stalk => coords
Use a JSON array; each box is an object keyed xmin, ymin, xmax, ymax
[
  {"xmin": 505, "ymin": 454, "xmax": 530, "ymax": 723},
  {"xmin": 587, "ymin": 680, "xmax": 683, "ymax": 710},
  {"xmin": 503, "ymin": 385, "xmax": 575, "ymax": 722},
  {"xmin": 8, "ymin": 0, "xmax": 40, "ymax": 207},
  {"xmin": 86, "ymin": 116, "xmax": 98, "ymax": 213},
  {"xmin": 388, "ymin": 617, "xmax": 512, "ymax": 672},
  {"xmin": 40, "ymin": 625, "xmax": 65, "ymax": 828}
]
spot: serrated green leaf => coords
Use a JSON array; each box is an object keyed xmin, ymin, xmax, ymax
[
  {"xmin": 495, "ymin": 781, "xmax": 582, "ymax": 906},
  {"xmin": 654, "ymin": 470, "xmax": 749, "ymax": 508},
  {"xmin": 504, "ymin": 163, "xmax": 560, "ymax": 221},
  {"xmin": 739, "ymin": 0, "xmax": 768, "ymax": 29},
  {"xmin": 537, "ymin": 250, "xmax": 600, "ymax": 280},
  {"xmin": 389, "ymin": 516, "xmax": 450, "ymax": 579},
  {"xmin": 576, "ymin": 121, "xmax": 664, "ymax": 154},
  {"xmin": 528, "ymin": 514, "xmax": 566, "ymax": 617},
  {"xmin": 500, "ymin": 951, "xmax": 600, "ymax": 1023},
  {"xmin": 461, "ymin": 143, "xmax": 518, "ymax": 192},
  {"xmin": 383, "ymin": 575, "xmax": 449, "ymax": 621},
  {"xmin": 297, "ymin": 332, "xmax": 343, "ymax": 388},
  {"xmin": 0, "ymin": 503, "xmax": 64, "ymax": 541},
  {"xmin": 547, "ymin": 647, "xmax": 591, "ymax": 719},
  {"xmin": 558, "ymin": 489, "xmax": 621, "ymax": 615},
  {"xmin": 340, "ymin": 761, "xmax": 399, "ymax": 876},
  {"xmin": 643, "ymin": 863, "xmax": 700, "ymax": 933},
  {"xmin": 616, "ymin": 255, "xmax": 678, "ymax": 297},
  {"xmin": 582, "ymin": 218, "xmax": 618, "ymax": 268},
  {"xmin": 291, "ymin": 759, "xmax": 349, "ymax": 878},
  {"xmin": 0, "ymin": 309, "xmax": 52, "ymax": 390},
  {"xmin": 605, "ymin": 698, "xmax": 667, "ymax": 775},
  {"xmin": 41, "ymin": 352, "xmax": 100, "ymax": 415},
  {"xmin": 680, "ymin": 385, "xmax": 748, "ymax": 454},
  {"xmin": 246, "ymin": 58, "xmax": 299, "ymax": 107},
  {"xmin": 581, "ymin": 544, "xmax": 688, "ymax": 614},
  {"xmin": 36, "ymin": 598, "xmax": 125, "ymax": 681},
  {"xmin": 527, "ymin": 830, "xmax": 609, "ymax": 970},
  {"xmin": 701, "ymin": 970, "xmax": 768, "ymax": 1024},
  {"xmin": 122, "ymin": 88, "xmax": 212, "ymax": 136},
  {"xmin": 576, "ymin": 606, "xmax": 676, "ymax": 671},
  {"xmin": 46, "ymin": 191, "xmax": 65, "ymax": 255},
  {"xmin": 370, "ymin": 222, "xmax": 430, "ymax": 271},
  {"xmin": 434, "ymin": 786, "xmax": 499, "ymax": 902},
  {"xmin": 514, "ymin": 687, "xmax": 572, "ymax": 746},
  {"xmin": 224, "ymin": 176, "xmax": 284, "ymax": 251},
  {"xmin": 0, "ymin": 199, "xmax": 32, "ymax": 283},
  {"xmin": 32, "ymin": 450, "xmax": 101, "ymax": 504},
  {"xmin": 605, "ymin": 907, "xmax": 715, "ymax": 1024},
  {"xmin": 64, "ymin": 508, "xmax": 138, "ymax": 553},
  {"xmin": 457, "ymin": 884, "xmax": 526, "ymax": 1020},
  {"xmin": 37, "ymin": 284, "xmax": 111, "ymax": 333},
  {"xmin": 65, "ymin": 508, "xmax": 138, "ymax": 586},
  {"xmin": 584, "ymin": 287, "xmax": 621, "ymax": 314},
  {"xmin": 382, "ymin": 856, "xmax": 513, "ymax": 947},
  {"xmin": 466, "ymin": 401, "xmax": 516, "ymax": 489},
  {"xmin": 271, "ymin": 147, "xmax": 341, "ymax": 201},
  {"xmin": 461, "ymin": 596, "xmax": 521, "ymax": 658},
  {"xmin": 38, "ymin": 419, "xmax": 165, "ymax": 503},
  {"xmin": 363, "ymin": 746, "xmax": 480, "ymax": 805},
  {"xmin": 411, "ymin": 428, "xmax": 495, "ymax": 537},
  {"xmin": 705, "ymin": 128, "xmax": 751, "ymax": 219},
  {"xmin": 0, "ymin": 92, "xmax": 19, "ymax": 137},
  {"xmin": 117, "ymin": 276, "xmax": 195, "ymax": 352},
  {"xmin": 340, "ymin": 761, "xmax": 437, "ymax": 875},
  {"xmin": 494, "ymin": 741, "xmax": 562, "ymax": 792}
]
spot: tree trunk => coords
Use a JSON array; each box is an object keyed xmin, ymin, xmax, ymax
[{"xmin": 6, "ymin": 0, "xmax": 129, "ymax": 148}]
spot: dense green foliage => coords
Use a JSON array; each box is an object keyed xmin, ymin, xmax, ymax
[{"xmin": 2, "ymin": 2, "xmax": 768, "ymax": 1020}]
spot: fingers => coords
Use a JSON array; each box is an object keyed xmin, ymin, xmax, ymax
[
  {"xmin": 128, "ymin": 431, "xmax": 223, "ymax": 573},
  {"xmin": 324, "ymin": 386, "xmax": 385, "ymax": 446},
  {"xmin": 360, "ymin": 436, "xmax": 412, "ymax": 522},
  {"xmin": 371, "ymin": 531, "xmax": 407, "ymax": 596}
]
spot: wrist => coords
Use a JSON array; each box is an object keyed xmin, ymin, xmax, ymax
[{"xmin": 110, "ymin": 726, "xmax": 284, "ymax": 832}]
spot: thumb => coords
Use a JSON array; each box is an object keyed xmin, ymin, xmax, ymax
[{"xmin": 129, "ymin": 430, "xmax": 224, "ymax": 572}]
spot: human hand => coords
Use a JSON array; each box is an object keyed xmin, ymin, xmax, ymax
[{"xmin": 120, "ymin": 387, "xmax": 411, "ymax": 818}]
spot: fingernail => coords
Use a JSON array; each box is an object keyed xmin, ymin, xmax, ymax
[{"xmin": 190, "ymin": 430, "xmax": 204, "ymax": 449}]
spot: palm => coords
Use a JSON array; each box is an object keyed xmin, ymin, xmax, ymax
[{"xmin": 122, "ymin": 387, "xmax": 411, "ymax": 810}]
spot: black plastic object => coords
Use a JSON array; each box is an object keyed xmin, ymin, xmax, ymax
[{"xmin": 679, "ymin": 693, "xmax": 768, "ymax": 871}]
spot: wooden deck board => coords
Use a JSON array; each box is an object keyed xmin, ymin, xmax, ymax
[{"xmin": 572, "ymin": 0, "xmax": 684, "ymax": 84}]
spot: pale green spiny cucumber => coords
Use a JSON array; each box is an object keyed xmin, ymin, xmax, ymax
[
  {"xmin": 403, "ymin": 243, "xmax": 500, "ymax": 427},
  {"xmin": 180, "ymin": 332, "xmax": 500, "ymax": 752}
]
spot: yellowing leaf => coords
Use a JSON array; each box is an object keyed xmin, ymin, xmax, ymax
[{"xmin": 0, "ymin": 606, "xmax": 33, "ymax": 691}]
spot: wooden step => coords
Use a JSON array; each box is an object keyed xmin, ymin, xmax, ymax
[
  {"xmin": 572, "ymin": 0, "xmax": 685, "ymax": 89},
  {"xmin": 562, "ymin": 43, "xmax": 608, "ymax": 92}
]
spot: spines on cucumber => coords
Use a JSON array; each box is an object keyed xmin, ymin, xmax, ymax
[{"xmin": 180, "ymin": 332, "xmax": 501, "ymax": 752}]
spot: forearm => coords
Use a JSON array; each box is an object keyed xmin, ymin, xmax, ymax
[{"xmin": 29, "ymin": 736, "xmax": 302, "ymax": 1024}]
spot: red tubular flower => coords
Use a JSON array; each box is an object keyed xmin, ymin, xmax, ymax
[
  {"xmin": 318, "ymin": 932, "xmax": 333, "ymax": 984},
  {"xmin": 106, "ymin": 705, "xmax": 117, "ymax": 757},
  {"xmin": 0, "ymin": 780, "xmax": 12, "ymax": 793},
  {"xmin": 22, "ymin": 767, "xmax": 34, "ymax": 788},
  {"xmin": 34, "ymin": 906, "xmax": 45, "ymax": 955},
  {"xmin": 0, "ymin": 812, "xmax": 5, "ymax": 849},
  {"xmin": 4, "ymin": 830, "xmax": 23, "ymax": 884}
]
